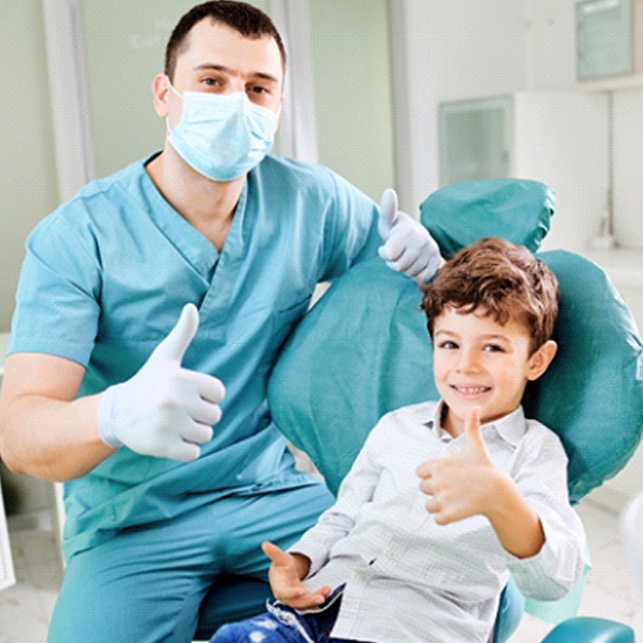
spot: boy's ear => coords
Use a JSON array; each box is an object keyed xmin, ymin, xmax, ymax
[{"xmin": 527, "ymin": 340, "xmax": 558, "ymax": 381}]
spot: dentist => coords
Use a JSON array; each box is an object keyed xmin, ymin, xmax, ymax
[{"xmin": 0, "ymin": 2, "xmax": 440, "ymax": 642}]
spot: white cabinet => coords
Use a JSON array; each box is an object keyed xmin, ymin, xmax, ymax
[
  {"xmin": 439, "ymin": 91, "xmax": 610, "ymax": 253},
  {"xmin": 576, "ymin": 0, "xmax": 643, "ymax": 89}
]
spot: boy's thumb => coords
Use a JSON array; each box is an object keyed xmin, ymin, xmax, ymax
[
  {"xmin": 262, "ymin": 541, "xmax": 289, "ymax": 566},
  {"xmin": 464, "ymin": 407, "xmax": 485, "ymax": 451}
]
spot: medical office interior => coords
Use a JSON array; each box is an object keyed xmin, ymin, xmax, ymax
[{"xmin": 1, "ymin": 0, "xmax": 643, "ymax": 640}]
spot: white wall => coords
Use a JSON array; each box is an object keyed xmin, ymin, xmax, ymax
[
  {"xmin": 513, "ymin": 91, "xmax": 610, "ymax": 253},
  {"xmin": 390, "ymin": 0, "xmax": 530, "ymax": 212},
  {"xmin": 0, "ymin": 2, "xmax": 59, "ymax": 332},
  {"xmin": 613, "ymin": 87, "xmax": 643, "ymax": 249},
  {"xmin": 390, "ymin": 0, "xmax": 643, "ymax": 254}
]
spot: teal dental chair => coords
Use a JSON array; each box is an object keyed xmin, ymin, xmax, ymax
[{"xmin": 262, "ymin": 179, "xmax": 643, "ymax": 642}]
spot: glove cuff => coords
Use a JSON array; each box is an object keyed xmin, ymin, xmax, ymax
[
  {"xmin": 420, "ymin": 253, "xmax": 443, "ymax": 285},
  {"xmin": 97, "ymin": 385, "xmax": 124, "ymax": 449}
]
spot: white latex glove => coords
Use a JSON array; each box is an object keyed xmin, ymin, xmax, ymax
[
  {"xmin": 378, "ymin": 188, "xmax": 442, "ymax": 283},
  {"xmin": 98, "ymin": 303, "xmax": 225, "ymax": 462}
]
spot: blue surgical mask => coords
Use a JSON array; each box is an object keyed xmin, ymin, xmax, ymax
[{"xmin": 166, "ymin": 80, "xmax": 278, "ymax": 182}]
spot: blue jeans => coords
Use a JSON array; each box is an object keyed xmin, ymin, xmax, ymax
[{"xmin": 210, "ymin": 586, "xmax": 359, "ymax": 643}]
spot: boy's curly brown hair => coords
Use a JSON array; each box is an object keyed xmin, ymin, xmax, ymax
[{"xmin": 421, "ymin": 237, "xmax": 559, "ymax": 355}]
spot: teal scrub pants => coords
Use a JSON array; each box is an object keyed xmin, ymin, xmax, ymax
[{"xmin": 47, "ymin": 482, "xmax": 334, "ymax": 643}]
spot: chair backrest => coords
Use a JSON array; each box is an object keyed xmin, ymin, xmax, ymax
[{"xmin": 269, "ymin": 178, "xmax": 643, "ymax": 502}]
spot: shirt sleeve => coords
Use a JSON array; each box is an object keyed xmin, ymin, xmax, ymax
[
  {"xmin": 288, "ymin": 419, "xmax": 386, "ymax": 577},
  {"xmin": 8, "ymin": 206, "xmax": 102, "ymax": 367},
  {"xmin": 504, "ymin": 425, "xmax": 587, "ymax": 601},
  {"xmin": 318, "ymin": 169, "xmax": 382, "ymax": 283}
]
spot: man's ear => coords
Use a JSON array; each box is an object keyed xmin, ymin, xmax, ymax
[
  {"xmin": 152, "ymin": 73, "xmax": 171, "ymax": 118},
  {"xmin": 527, "ymin": 340, "xmax": 558, "ymax": 381}
]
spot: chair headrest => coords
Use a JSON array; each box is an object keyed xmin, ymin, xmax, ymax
[{"xmin": 420, "ymin": 179, "xmax": 556, "ymax": 258}]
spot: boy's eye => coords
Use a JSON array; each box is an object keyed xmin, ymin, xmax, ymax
[
  {"xmin": 483, "ymin": 344, "xmax": 504, "ymax": 353},
  {"xmin": 438, "ymin": 341, "xmax": 458, "ymax": 350}
]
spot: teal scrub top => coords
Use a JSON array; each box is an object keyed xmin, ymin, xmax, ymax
[{"xmin": 8, "ymin": 153, "xmax": 381, "ymax": 560}]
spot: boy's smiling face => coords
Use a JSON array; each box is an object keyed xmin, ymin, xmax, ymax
[{"xmin": 433, "ymin": 306, "xmax": 556, "ymax": 437}]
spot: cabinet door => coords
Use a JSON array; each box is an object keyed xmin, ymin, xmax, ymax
[
  {"xmin": 576, "ymin": 0, "xmax": 633, "ymax": 80},
  {"xmin": 438, "ymin": 96, "xmax": 512, "ymax": 186},
  {"xmin": 0, "ymin": 475, "xmax": 16, "ymax": 592}
]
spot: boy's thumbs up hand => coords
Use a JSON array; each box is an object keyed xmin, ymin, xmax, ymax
[{"xmin": 416, "ymin": 407, "xmax": 498, "ymax": 525}]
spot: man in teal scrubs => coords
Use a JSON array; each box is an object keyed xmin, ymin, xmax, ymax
[{"xmin": 0, "ymin": 2, "xmax": 440, "ymax": 642}]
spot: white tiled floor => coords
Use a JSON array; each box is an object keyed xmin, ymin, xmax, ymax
[
  {"xmin": 0, "ymin": 499, "xmax": 641, "ymax": 642},
  {"xmin": 0, "ymin": 523, "xmax": 61, "ymax": 643}
]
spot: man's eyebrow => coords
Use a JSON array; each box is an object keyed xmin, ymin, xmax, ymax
[{"xmin": 193, "ymin": 63, "xmax": 279, "ymax": 83}]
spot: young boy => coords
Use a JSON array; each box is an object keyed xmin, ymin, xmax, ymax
[{"xmin": 210, "ymin": 237, "xmax": 586, "ymax": 643}]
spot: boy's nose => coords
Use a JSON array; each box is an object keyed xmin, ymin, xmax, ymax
[{"xmin": 456, "ymin": 348, "xmax": 480, "ymax": 373}]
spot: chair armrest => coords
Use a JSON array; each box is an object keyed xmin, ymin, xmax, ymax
[{"xmin": 541, "ymin": 616, "xmax": 634, "ymax": 643}]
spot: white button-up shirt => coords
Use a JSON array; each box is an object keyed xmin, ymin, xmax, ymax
[{"xmin": 291, "ymin": 402, "xmax": 586, "ymax": 643}]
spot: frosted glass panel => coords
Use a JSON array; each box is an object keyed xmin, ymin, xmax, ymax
[
  {"xmin": 438, "ymin": 97, "xmax": 511, "ymax": 187},
  {"xmin": 576, "ymin": 0, "xmax": 633, "ymax": 80}
]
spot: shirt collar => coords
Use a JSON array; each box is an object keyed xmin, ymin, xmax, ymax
[{"xmin": 426, "ymin": 401, "xmax": 527, "ymax": 446}]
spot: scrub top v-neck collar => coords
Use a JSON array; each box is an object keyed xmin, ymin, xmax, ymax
[{"xmin": 139, "ymin": 163, "xmax": 248, "ymax": 284}]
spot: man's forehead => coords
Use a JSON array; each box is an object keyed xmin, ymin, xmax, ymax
[{"xmin": 176, "ymin": 18, "xmax": 284, "ymax": 78}]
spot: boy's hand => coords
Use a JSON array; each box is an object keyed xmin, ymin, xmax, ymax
[
  {"xmin": 262, "ymin": 542, "xmax": 332, "ymax": 609},
  {"xmin": 416, "ymin": 408, "xmax": 501, "ymax": 524},
  {"xmin": 417, "ymin": 408, "xmax": 546, "ymax": 557}
]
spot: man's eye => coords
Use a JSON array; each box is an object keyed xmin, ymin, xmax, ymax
[{"xmin": 249, "ymin": 85, "xmax": 269, "ymax": 95}]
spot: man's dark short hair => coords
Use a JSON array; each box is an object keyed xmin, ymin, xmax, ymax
[{"xmin": 165, "ymin": 1, "xmax": 286, "ymax": 81}]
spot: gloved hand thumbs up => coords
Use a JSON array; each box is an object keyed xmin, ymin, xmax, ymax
[
  {"xmin": 377, "ymin": 188, "xmax": 442, "ymax": 283},
  {"xmin": 98, "ymin": 303, "xmax": 225, "ymax": 462},
  {"xmin": 378, "ymin": 188, "xmax": 399, "ymax": 235},
  {"xmin": 151, "ymin": 302, "xmax": 199, "ymax": 363}
]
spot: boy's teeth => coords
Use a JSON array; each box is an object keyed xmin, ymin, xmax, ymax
[{"xmin": 454, "ymin": 385, "xmax": 488, "ymax": 394}]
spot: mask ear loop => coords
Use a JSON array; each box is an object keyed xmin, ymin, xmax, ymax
[
  {"xmin": 165, "ymin": 76, "xmax": 182, "ymax": 137},
  {"xmin": 166, "ymin": 76, "xmax": 182, "ymax": 99}
]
